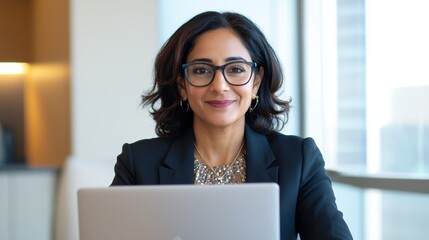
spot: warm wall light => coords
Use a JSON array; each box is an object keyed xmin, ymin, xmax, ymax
[{"xmin": 0, "ymin": 62, "xmax": 29, "ymax": 75}]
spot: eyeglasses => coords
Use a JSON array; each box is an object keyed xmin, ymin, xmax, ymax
[{"xmin": 181, "ymin": 61, "xmax": 258, "ymax": 87}]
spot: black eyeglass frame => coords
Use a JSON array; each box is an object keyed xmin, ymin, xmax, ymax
[{"xmin": 181, "ymin": 61, "xmax": 258, "ymax": 87}]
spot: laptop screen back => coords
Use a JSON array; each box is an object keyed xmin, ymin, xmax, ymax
[{"xmin": 78, "ymin": 183, "xmax": 279, "ymax": 240}]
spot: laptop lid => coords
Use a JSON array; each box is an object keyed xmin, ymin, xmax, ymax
[{"xmin": 78, "ymin": 183, "xmax": 280, "ymax": 240}]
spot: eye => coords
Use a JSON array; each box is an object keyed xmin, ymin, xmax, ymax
[
  {"xmin": 194, "ymin": 68, "xmax": 210, "ymax": 74},
  {"xmin": 230, "ymin": 67, "xmax": 245, "ymax": 73},
  {"xmin": 190, "ymin": 64, "xmax": 212, "ymax": 75},
  {"xmin": 226, "ymin": 63, "xmax": 248, "ymax": 74}
]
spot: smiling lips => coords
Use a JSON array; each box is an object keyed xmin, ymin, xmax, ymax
[{"xmin": 206, "ymin": 100, "xmax": 235, "ymax": 108}]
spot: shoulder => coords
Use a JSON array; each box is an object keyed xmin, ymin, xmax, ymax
[
  {"xmin": 246, "ymin": 124, "xmax": 319, "ymax": 158},
  {"xmin": 126, "ymin": 136, "xmax": 174, "ymax": 158},
  {"xmin": 112, "ymin": 136, "xmax": 176, "ymax": 185},
  {"xmin": 265, "ymin": 131, "xmax": 318, "ymax": 153},
  {"xmin": 267, "ymin": 132, "xmax": 327, "ymax": 184},
  {"xmin": 130, "ymin": 136, "xmax": 173, "ymax": 149},
  {"xmin": 125, "ymin": 126, "xmax": 195, "ymax": 159},
  {"xmin": 263, "ymin": 131, "xmax": 324, "ymax": 176},
  {"xmin": 266, "ymin": 131, "xmax": 303, "ymax": 144}
]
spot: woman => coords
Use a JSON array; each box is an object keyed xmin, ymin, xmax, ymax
[{"xmin": 111, "ymin": 11, "xmax": 352, "ymax": 239}]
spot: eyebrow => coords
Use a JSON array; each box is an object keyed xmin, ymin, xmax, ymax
[{"xmin": 190, "ymin": 56, "xmax": 248, "ymax": 63}]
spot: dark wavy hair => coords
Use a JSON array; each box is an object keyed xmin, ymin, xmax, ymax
[{"xmin": 142, "ymin": 11, "xmax": 290, "ymax": 137}]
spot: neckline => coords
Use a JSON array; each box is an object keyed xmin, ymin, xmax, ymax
[{"xmin": 194, "ymin": 141, "xmax": 245, "ymax": 179}]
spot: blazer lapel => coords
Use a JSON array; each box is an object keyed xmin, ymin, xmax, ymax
[
  {"xmin": 245, "ymin": 124, "xmax": 279, "ymax": 183},
  {"xmin": 159, "ymin": 128, "xmax": 195, "ymax": 184}
]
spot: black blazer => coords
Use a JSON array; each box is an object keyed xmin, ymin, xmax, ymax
[{"xmin": 111, "ymin": 124, "xmax": 352, "ymax": 239}]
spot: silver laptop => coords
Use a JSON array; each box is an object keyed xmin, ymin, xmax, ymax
[{"xmin": 78, "ymin": 183, "xmax": 280, "ymax": 240}]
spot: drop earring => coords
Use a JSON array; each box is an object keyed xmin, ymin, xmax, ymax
[
  {"xmin": 180, "ymin": 98, "xmax": 189, "ymax": 112},
  {"xmin": 249, "ymin": 96, "xmax": 259, "ymax": 112}
]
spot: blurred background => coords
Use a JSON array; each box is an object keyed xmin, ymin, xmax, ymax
[{"xmin": 0, "ymin": 0, "xmax": 428, "ymax": 239}]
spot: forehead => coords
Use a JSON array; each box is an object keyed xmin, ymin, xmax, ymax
[{"xmin": 186, "ymin": 28, "xmax": 252, "ymax": 63}]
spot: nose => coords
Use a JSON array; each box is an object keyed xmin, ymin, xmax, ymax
[{"xmin": 209, "ymin": 69, "xmax": 229, "ymax": 93}]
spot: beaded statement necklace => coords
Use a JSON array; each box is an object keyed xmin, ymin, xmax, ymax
[{"xmin": 194, "ymin": 141, "xmax": 246, "ymax": 184}]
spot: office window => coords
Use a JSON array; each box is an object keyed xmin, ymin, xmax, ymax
[
  {"xmin": 303, "ymin": 0, "xmax": 429, "ymax": 239},
  {"xmin": 304, "ymin": 0, "xmax": 429, "ymax": 174},
  {"xmin": 366, "ymin": 0, "xmax": 429, "ymax": 174},
  {"xmin": 336, "ymin": 0, "xmax": 367, "ymax": 168}
]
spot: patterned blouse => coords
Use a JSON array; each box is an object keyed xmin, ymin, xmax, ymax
[{"xmin": 193, "ymin": 147, "xmax": 246, "ymax": 184}]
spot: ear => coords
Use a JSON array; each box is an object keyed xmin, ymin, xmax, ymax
[
  {"xmin": 177, "ymin": 77, "xmax": 188, "ymax": 100},
  {"xmin": 252, "ymin": 66, "xmax": 264, "ymax": 97}
]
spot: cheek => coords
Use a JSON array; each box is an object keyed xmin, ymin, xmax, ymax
[
  {"xmin": 186, "ymin": 87, "xmax": 204, "ymax": 102},
  {"xmin": 235, "ymin": 90, "xmax": 253, "ymax": 106},
  {"xmin": 242, "ymin": 85, "xmax": 256, "ymax": 99}
]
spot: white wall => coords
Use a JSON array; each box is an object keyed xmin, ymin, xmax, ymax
[
  {"xmin": 71, "ymin": 0, "xmax": 158, "ymax": 160},
  {"xmin": 60, "ymin": 3, "xmax": 158, "ymax": 239}
]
